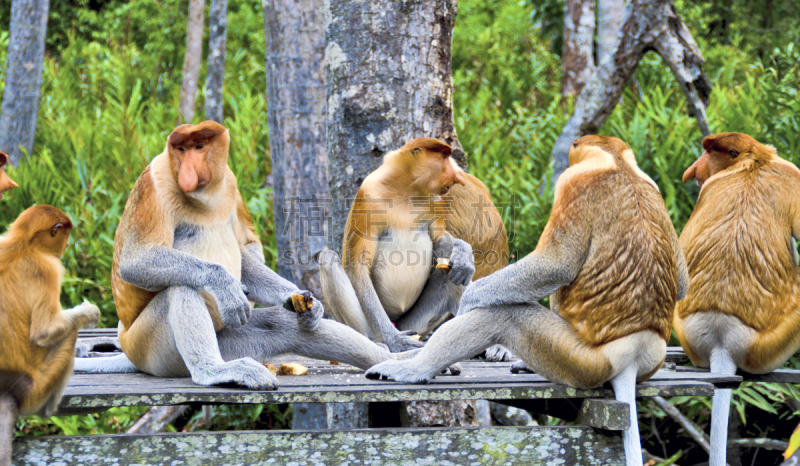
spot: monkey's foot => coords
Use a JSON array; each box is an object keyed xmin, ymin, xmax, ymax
[
  {"xmin": 386, "ymin": 333, "xmax": 424, "ymax": 352},
  {"xmin": 365, "ymin": 360, "xmax": 437, "ymax": 384},
  {"xmin": 192, "ymin": 358, "xmax": 279, "ymax": 390},
  {"xmin": 484, "ymin": 345, "xmax": 515, "ymax": 362},
  {"xmin": 510, "ymin": 360, "xmax": 533, "ymax": 374},
  {"xmin": 74, "ymin": 337, "xmax": 123, "ymax": 358}
]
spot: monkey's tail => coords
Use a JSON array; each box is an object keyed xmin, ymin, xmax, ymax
[
  {"xmin": 73, "ymin": 354, "xmax": 139, "ymax": 373},
  {"xmin": 709, "ymin": 347, "xmax": 737, "ymax": 466},
  {"xmin": 610, "ymin": 364, "xmax": 643, "ymax": 466},
  {"xmin": 0, "ymin": 394, "xmax": 18, "ymax": 466}
]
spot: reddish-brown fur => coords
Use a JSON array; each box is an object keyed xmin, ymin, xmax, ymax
[
  {"xmin": 0, "ymin": 205, "xmax": 94, "ymax": 416},
  {"xmin": 676, "ymin": 132, "xmax": 800, "ymax": 372},
  {"xmin": 555, "ymin": 136, "xmax": 677, "ymax": 347},
  {"xmin": 0, "ymin": 151, "xmax": 19, "ymax": 200}
]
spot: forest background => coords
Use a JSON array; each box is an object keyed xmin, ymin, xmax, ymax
[{"xmin": 0, "ymin": 0, "xmax": 799, "ymax": 464}]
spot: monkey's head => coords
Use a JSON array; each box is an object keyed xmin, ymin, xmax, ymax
[
  {"xmin": 683, "ymin": 132, "xmax": 773, "ymax": 187},
  {"xmin": 568, "ymin": 135, "xmax": 631, "ymax": 166},
  {"xmin": 167, "ymin": 121, "xmax": 230, "ymax": 195},
  {"xmin": 396, "ymin": 138, "xmax": 466, "ymax": 196},
  {"xmin": 0, "ymin": 150, "xmax": 19, "ymax": 200},
  {"xmin": 9, "ymin": 205, "xmax": 73, "ymax": 256}
]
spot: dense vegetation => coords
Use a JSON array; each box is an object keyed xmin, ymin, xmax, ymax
[{"xmin": 1, "ymin": 0, "xmax": 799, "ymax": 462}]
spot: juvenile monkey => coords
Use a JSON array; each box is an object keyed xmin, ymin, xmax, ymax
[
  {"xmin": 0, "ymin": 205, "xmax": 100, "ymax": 466},
  {"xmin": 320, "ymin": 138, "xmax": 478, "ymax": 353},
  {"xmin": 675, "ymin": 132, "xmax": 800, "ymax": 466},
  {"xmin": 0, "ymin": 151, "xmax": 18, "ymax": 200},
  {"xmin": 74, "ymin": 121, "xmax": 391, "ymax": 388},
  {"xmin": 367, "ymin": 135, "xmax": 688, "ymax": 466}
]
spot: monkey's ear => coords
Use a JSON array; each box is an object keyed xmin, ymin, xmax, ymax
[
  {"xmin": 0, "ymin": 151, "xmax": 7, "ymax": 165},
  {"xmin": 401, "ymin": 138, "xmax": 452, "ymax": 156}
]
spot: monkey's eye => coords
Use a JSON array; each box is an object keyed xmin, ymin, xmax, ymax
[
  {"xmin": 572, "ymin": 142, "xmax": 578, "ymax": 148},
  {"xmin": 50, "ymin": 228, "xmax": 58, "ymax": 237},
  {"xmin": 728, "ymin": 149, "xmax": 739, "ymax": 157},
  {"xmin": 178, "ymin": 147, "xmax": 186, "ymax": 153},
  {"xmin": 196, "ymin": 144, "xmax": 204, "ymax": 150}
]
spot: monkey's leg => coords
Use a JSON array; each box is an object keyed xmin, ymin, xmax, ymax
[
  {"xmin": 218, "ymin": 306, "xmax": 392, "ymax": 370},
  {"xmin": 23, "ymin": 335, "xmax": 78, "ymax": 417},
  {"xmin": 394, "ymin": 269, "xmax": 460, "ymax": 338},
  {"xmin": 318, "ymin": 249, "xmax": 374, "ymax": 339}
]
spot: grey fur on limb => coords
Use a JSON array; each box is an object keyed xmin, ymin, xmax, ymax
[
  {"xmin": 550, "ymin": 0, "xmax": 711, "ymax": 184},
  {"xmin": 0, "ymin": 395, "xmax": 18, "ymax": 466}
]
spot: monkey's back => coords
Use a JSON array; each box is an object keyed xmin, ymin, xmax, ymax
[
  {"xmin": 676, "ymin": 162, "xmax": 800, "ymax": 333},
  {"xmin": 556, "ymin": 166, "xmax": 677, "ymax": 346},
  {"xmin": 112, "ymin": 165, "xmax": 161, "ymax": 330},
  {"xmin": 446, "ymin": 173, "xmax": 509, "ymax": 279}
]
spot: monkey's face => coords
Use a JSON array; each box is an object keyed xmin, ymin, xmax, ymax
[
  {"xmin": 683, "ymin": 133, "xmax": 753, "ymax": 187},
  {"xmin": 168, "ymin": 122, "xmax": 229, "ymax": 195},
  {"xmin": 0, "ymin": 152, "xmax": 18, "ymax": 200}
]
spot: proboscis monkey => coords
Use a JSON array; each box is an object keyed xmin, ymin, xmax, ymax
[
  {"xmin": 0, "ymin": 151, "xmax": 18, "ymax": 200},
  {"xmin": 0, "ymin": 205, "xmax": 100, "ymax": 466},
  {"xmin": 675, "ymin": 132, "xmax": 800, "ymax": 466},
  {"xmin": 320, "ymin": 138, "xmax": 481, "ymax": 353},
  {"xmin": 366, "ymin": 135, "xmax": 689, "ymax": 466},
  {"xmin": 74, "ymin": 121, "xmax": 391, "ymax": 388}
]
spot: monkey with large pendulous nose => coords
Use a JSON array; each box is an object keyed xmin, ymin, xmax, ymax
[
  {"xmin": 367, "ymin": 135, "xmax": 688, "ymax": 466},
  {"xmin": 676, "ymin": 132, "xmax": 800, "ymax": 466}
]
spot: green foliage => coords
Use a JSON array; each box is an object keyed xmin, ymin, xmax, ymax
[{"xmin": 16, "ymin": 406, "xmax": 149, "ymax": 436}]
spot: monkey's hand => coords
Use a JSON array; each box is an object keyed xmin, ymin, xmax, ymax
[
  {"xmin": 510, "ymin": 360, "xmax": 533, "ymax": 374},
  {"xmin": 283, "ymin": 290, "xmax": 324, "ymax": 331},
  {"xmin": 207, "ymin": 266, "xmax": 252, "ymax": 328},
  {"xmin": 77, "ymin": 301, "xmax": 101, "ymax": 329},
  {"xmin": 447, "ymin": 239, "xmax": 475, "ymax": 286}
]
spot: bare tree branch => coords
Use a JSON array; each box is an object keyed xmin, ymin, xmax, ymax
[{"xmin": 550, "ymin": 0, "xmax": 711, "ymax": 184}]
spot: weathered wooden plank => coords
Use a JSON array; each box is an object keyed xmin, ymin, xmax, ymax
[
  {"xmin": 57, "ymin": 372, "xmax": 724, "ymax": 411},
  {"xmin": 13, "ymin": 426, "xmax": 625, "ymax": 466},
  {"xmin": 740, "ymin": 369, "xmax": 800, "ymax": 384},
  {"xmin": 577, "ymin": 399, "xmax": 630, "ymax": 431}
]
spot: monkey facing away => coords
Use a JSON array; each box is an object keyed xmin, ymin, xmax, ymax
[
  {"xmin": 320, "ymin": 138, "xmax": 480, "ymax": 353},
  {"xmin": 0, "ymin": 205, "xmax": 100, "ymax": 466},
  {"xmin": 366, "ymin": 135, "xmax": 689, "ymax": 466},
  {"xmin": 74, "ymin": 121, "xmax": 391, "ymax": 388},
  {"xmin": 675, "ymin": 132, "xmax": 800, "ymax": 466},
  {"xmin": 0, "ymin": 151, "xmax": 18, "ymax": 200}
]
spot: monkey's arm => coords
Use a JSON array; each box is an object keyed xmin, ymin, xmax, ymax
[
  {"xmin": 672, "ymin": 233, "xmax": 689, "ymax": 301},
  {"xmin": 458, "ymin": 218, "xmax": 589, "ymax": 315},
  {"xmin": 430, "ymin": 228, "xmax": 475, "ymax": 286},
  {"xmin": 118, "ymin": 238, "xmax": 251, "ymax": 327},
  {"xmin": 240, "ymin": 243, "xmax": 303, "ymax": 307},
  {"xmin": 30, "ymin": 275, "xmax": 99, "ymax": 347}
]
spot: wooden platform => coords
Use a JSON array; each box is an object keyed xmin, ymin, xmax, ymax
[{"xmin": 11, "ymin": 337, "xmax": 752, "ymax": 466}]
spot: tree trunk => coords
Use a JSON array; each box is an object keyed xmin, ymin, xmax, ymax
[
  {"xmin": 326, "ymin": 0, "xmax": 464, "ymax": 256},
  {"xmin": 179, "ymin": 0, "xmax": 206, "ymax": 124},
  {"xmin": 326, "ymin": 0, "xmax": 483, "ymax": 429},
  {"xmin": 264, "ymin": 0, "xmax": 329, "ymax": 298},
  {"xmin": 0, "ymin": 0, "xmax": 50, "ymax": 165},
  {"xmin": 205, "ymin": 0, "xmax": 227, "ymax": 123},
  {"xmin": 550, "ymin": 0, "xmax": 711, "ymax": 184},
  {"xmin": 597, "ymin": 0, "xmax": 626, "ymax": 64},
  {"xmin": 562, "ymin": 0, "xmax": 595, "ymax": 99}
]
